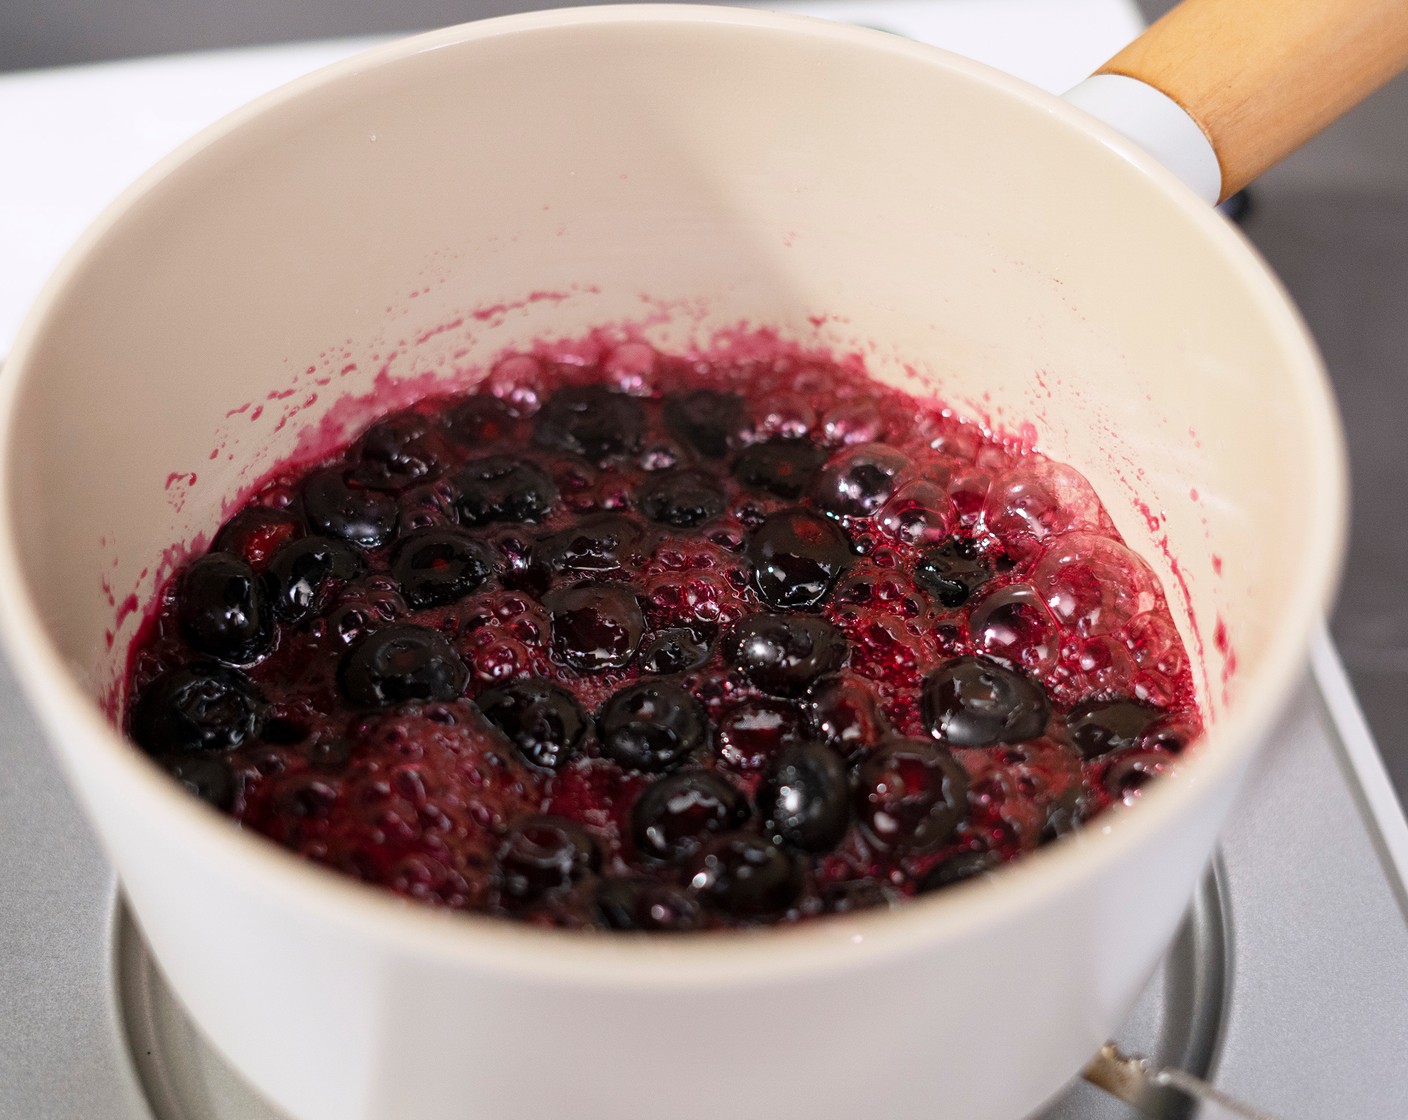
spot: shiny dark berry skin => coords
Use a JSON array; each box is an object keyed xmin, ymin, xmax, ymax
[
  {"xmin": 595, "ymin": 878, "xmax": 703, "ymax": 932},
  {"xmin": 209, "ymin": 506, "xmax": 302, "ymax": 570},
  {"xmin": 598, "ymin": 680, "xmax": 707, "ymax": 772},
  {"xmin": 163, "ymin": 754, "xmax": 238, "ymax": 811},
  {"xmin": 1065, "ymin": 698, "xmax": 1162, "ymax": 760},
  {"xmin": 131, "ymin": 665, "xmax": 265, "ymax": 755},
  {"xmin": 530, "ymin": 513, "xmax": 648, "ymax": 584},
  {"xmin": 474, "ymin": 678, "xmax": 587, "ymax": 770},
  {"xmin": 177, "ymin": 553, "xmax": 275, "ymax": 664},
  {"xmin": 534, "ymin": 385, "xmax": 645, "ymax": 462},
  {"xmin": 913, "ymin": 536, "xmax": 992, "ymax": 608},
  {"xmin": 685, "ymin": 831, "xmax": 804, "ymax": 919},
  {"xmin": 922, "ymin": 656, "xmax": 1051, "ymax": 747},
  {"xmin": 631, "ymin": 771, "xmax": 750, "ymax": 862},
  {"xmin": 300, "ymin": 466, "xmax": 399, "ymax": 548},
  {"xmin": 453, "ymin": 455, "xmax": 557, "ymax": 526},
  {"xmin": 349, "ymin": 413, "xmax": 444, "ymax": 492},
  {"xmin": 732, "ymin": 439, "xmax": 827, "ymax": 500},
  {"xmin": 544, "ymin": 583, "xmax": 644, "ymax": 672},
  {"xmin": 723, "ymin": 614, "xmax": 848, "ymax": 696},
  {"xmin": 805, "ymin": 674, "xmax": 885, "ymax": 763},
  {"xmin": 638, "ymin": 628, "xmax": 712, "ymax": 674},
  {"xmin": 758, "ymin": 742, "xmax": 851, "ymax": 852},
  {"xmin": 496, "ymin": 815, "xmax": 599, "ymax": 905},
  {"xmin": 267, "ymin": 536, "xmax": 366, "ymax": 624},
  {"xmin": 446, "ymin": 394, "xmax": 519, "ymax": 445},
  {"xmin": 854, "ymin": 737, "xmax": 970, "ymax": 854},
  {"xmin": 338, "ymin": 623, "xmax": 469, "ymax": 707},
  {"xmin": 746, "ymin": 508, "xmax": 853, "ymax": 610},
  {"xmin": 1102, "ymin": 748, "xmax": 1177, "ymax": 801},
  {"xmin": 662, "ymin": 388, "xmax": 746, "ymax": 458},
  {"xmin": 636, "ymin": 469, "xmax": 725, "ymax": 528},
  {"xmin": 389, "ymin": 527, "xmax": 494, "ymax": 609},
  {"xmin": 811, "ymin": 443, "xmax": 909, "ymax": 518}
]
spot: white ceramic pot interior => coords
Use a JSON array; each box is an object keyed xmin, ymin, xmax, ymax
[{"xmin": 0, "ymin": 8, "xmax": 1344, "ymax": 1120}]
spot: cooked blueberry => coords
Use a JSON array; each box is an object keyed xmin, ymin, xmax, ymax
[
  {"xmin": 811, "ymin": 443, "xmax": 910, "ymax": 518},
  {"xmin": 758, "ymin": 742, "xmax": 851, "ymax": 852},
  {"xmin": 914, "ymin": 537, "xmax": 992, "ymax": 608},
  {"xmin": 685, "ymin": 832, "xmax": 804, "ymax": 919},
  {"xmin": 746, "ymin": 508, "xmax": 853, "ymax": 610},
  {"xmin": 338, "ymin": 623, "xmax": 468, "ymax": 706},
  {"xmin": 805, "ymin": 674, "xmax": 885, "ymax": 763},
  {"xmin": 663, "ymin": 388, "xmax": 746, "ymax": 458},
  {"xmin": 732, "ymin": 438, "xmax": 827, "ymax": 499},
  {"xmin": 545, "ymin": 583, "xmax": 644, "ymax": 672},
  {"xmin": 1102, "ymin": 748, "xmax": 1176, "ymax": 801},
  {"xmin": 530, "ymin": 512, "xmax": 649, "ymax": 585},
  {"xmin": 446, "ymin": 394, "xmax": 519, "ymax": 445},
  {"xmin": 453, "ymin": 455, "xmax": 557, "ymax": 525},
  {"xmin": 821, "ymin": 878, "xmax": 900, "ymax": 914},
  {"xmin": 177, "ymin": 553, "xmax": 274, "ymax": 663},
  {"xmin": 716, "ymin": 698, "xmax": 807, "ymax": 771},
  {"xmin": 631, "ymin": 771, "xmax": 750, "ymax": 862},
  {"xmin": 599, "ymin": 681, "xmax": 707, "ymax": 772},
  {"xmin": 594, "ymin": 877, "xmax": 703, "ymax": 932},
  {"xmin": 534, "ymin": 385, "xmax": 645, "ymax": 462},
  {"xmin": 638, "ymin": 628, "xmax": 712, "ymax": 674},
  {"xmin": 348, "ymin": 413, "xmax": 444, "ymax": 492},
  {"xmin": 722, "ymin": 614, "xmax": 848, "ymax": 696},
  {"xmin": 1066, "ymin": 698, "xmax": 1163, "ymax": 760},
  {"xmin": 475, "ymin": 678, "xmax": 587, "ymax": 770},
  {"xmin": 164, "ymin": 754, "xmax": 238, "ymax": 811},
  {"xmin": 209, "ymin": 506, "xmax": 302, "ymax": 570},
  {"xmin": 916, "ymin": 850, "xmax": 1001, "ymax": 893},
  {"xmin": 300, "ymin": 467, "xmax": 398, "ymax": 548},
  {"xmin": 854, "ymin": 738, "xmax": 970, "ymax": 853},
  {"xmin": 131, "ymin": 665, "xmax": 265, "ymax": 755},
  {"xmin": 636, "ymin": 469, "xmax": 725, "ymax": 528},
  {"xmin": 497, "ymin": 815, "xmax": 599, "ymax": 904},
  {"xmin": 267, "ymin": 536, "xmax": 366, "ymax": 624},
  {"xmin": 390, "ymin": 527, "xmax": 494, "ymax": 609},
  {"xmin": 922, "ymin": 657, "xmax": 1051, "ymax": 747}
]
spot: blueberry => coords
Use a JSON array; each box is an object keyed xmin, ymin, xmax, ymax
[
  {"xmin": 163, "ymin": 754, "xmax": 238, "ymax": 811},
  {"xmin": 758, "ymin": 742, "xmax": 851, "ymax": 852},
  {"xmin": 474, "ymin": 677, "xmax": 587, "ymax": 770},
  {"xmin": 300, "ymin": 466, "xmax": 398, "ymax": 548},
  {"xmin": 545, "ymin": 583, "xmax": 644, "ymax": 672},
  {"xmin": 804, "ymin": 674, "xmax": 885, "ymax": 763},
  {"xmin": 746, "ymin": 508, "xmax": 853, "ymax": 610},
  {"xmin": 267, "ymin": 535, "xmax": 366, "ymax": 624},
  {"xmin": 338, "ymin": 623, "xmax": 469, "ymax": 706},
  {"xmin": 922, "ymin": 656, "xmax": 1051, "ymax": 747},
  {"xmin": 722, "ymin": 614, "xmax": 848, "ymax": 696},
  {"xmin": 1102, "ymin": 748, "xmax": 1176, "ymax": 801},
  {"xmin": 716, "ymin": 698, "xmax": 807, "ymax": 771},
  {"xmin": 914, "ymin": 537, "xmax": 993, "ymax": 608},
  {"xmin": 685, "ymin": 831, "xmax": 804, "ymax": 919},
  {"xmin": 631, "ymin": 771, "xmax": 750, "ymax": 862},
  {"xmin": 731, "ymin": 438, "xmax": 827, "ymax": 499},
  {"xmin": 446, "ymin": 394, "xmax": 519, "ymax": 445},
  {"xmin": 530, "ymin": 512, "xmax": 649, "ymax": 585},
  {"xmin": 598, "ymin": 681, "xmax": 708, "ymax": 772},
  {"xmin": 810, "ymin": 443, "xmax": 910, "ymax": 518},
  {"xmin": 177, "ymin": 553, "xmax": 275, "ymax": 664},
  {"xmin": 635, "ymin": 469, "xmax": 726, "ymax": 528},
  {"xmin": 638, "ymin": 628, "xmax": 712, "ymax": 674},
  {"xmin": 662, "ymin": 389, "xmax": 746, "ymax": 458},
  {"xmin": 453, "ymin": 455, "xmax": 558, "ymax": 526},
  {"xmin": 916, "ymin": 850, "xmax": 1001, "ymax": 893},
  {"xmin": 594, "ymin": 877, "xmax": 703, "ymax": 932},
  {"xmin": 534, "ymin": 385, "xmax": 645, "ymax": 463},
  {"xmin": 1065, "ymin": 698, "xmax": 1163, "ymax": 760},
  {"xmin": 209, "ymin": 506, "xmax": 302, "ymax": 570},
  {"xmin": 389, "ymin": 527, "xmax": 494, "ymax": 609},
  {"xmin": 348, "ymin": 413, "xmax": 444, "ymax": 492},
  {"xmin": 496, "ymin": 815, "xmax": 600, "ymax": 905},
  {"xmin": 854, "ymin": 738, "xmax": 970, "ymax": 853},
  {"xmin": 131, "ymin": 664, "xmax": 266, "ymax": 755}
]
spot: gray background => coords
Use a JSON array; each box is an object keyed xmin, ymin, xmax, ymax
[{"xmin": 4, "ymin": 0, "xmax": 1407, "ymax": 807}]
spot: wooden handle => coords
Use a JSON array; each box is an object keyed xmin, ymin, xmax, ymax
[{"xmin": 1097, "ymin": 0, "xmax": 1408, "ymax": 200}]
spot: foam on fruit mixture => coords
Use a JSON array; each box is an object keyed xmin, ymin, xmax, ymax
[{"xmin": 124, "ymin": 345, "xmax": 1201, "ymax": 931}]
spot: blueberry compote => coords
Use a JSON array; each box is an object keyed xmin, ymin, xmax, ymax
[{"xmin": 125, "ymin": 345, "xmax": 1201, "ymax": 931}]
